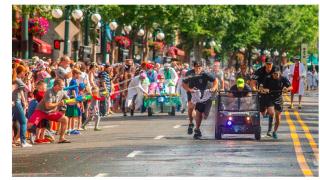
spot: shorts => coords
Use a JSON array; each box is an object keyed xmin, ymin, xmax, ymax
[
  {"xmin": 28, "ymin": 110, "xmax": 64, "ymax": 126},
  {"xmin": 66, "ymin": 104, "xmax": 79, "ymax": 117},
  {"xmin": 195, "ymin": 99, "xmax": 212, "ymax": 115},
  {"xmin": 267, "ymin": 97, "xmax": 283, "ymax": 112},
  {"xmin": 187, "ymin": 92, "xmax": 192, "ymax": 102}
]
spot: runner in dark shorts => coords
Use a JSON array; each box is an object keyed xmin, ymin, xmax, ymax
[
  {"xmin": 183, "ymin": 61, "xmax": 218, "ymax": 139},
  {"xmin": 262, "ymin": 66, "xmax": 292, "ymax": 139}
]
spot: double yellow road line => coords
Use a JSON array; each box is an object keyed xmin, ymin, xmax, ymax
[{"xmin": 283, "ymin": 95, "xmax": 318, "ymax": 176}]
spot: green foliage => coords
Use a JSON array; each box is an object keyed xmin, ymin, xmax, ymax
[{"xmin": 15, "ymin": 5, "xmax": 319, "ymax": 58}]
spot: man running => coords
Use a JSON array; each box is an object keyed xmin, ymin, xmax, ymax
[
  {"xmin": 183, "ymin": 61, "xmax": 218, "ymax": 139},
  {"xmin": 251, "ymin": 58, "xmax": 275, "ymax": 137},
  {"xmin": 182, "ymin": 62, "xmax": 197, "ymax": 135},
  {"xmin": 261, "ymin": 66, "xmax": 292, "ymax": 139}
]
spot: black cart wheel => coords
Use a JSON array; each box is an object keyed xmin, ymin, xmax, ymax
[
  {"xmin": 254, "ymin": 126, "xmax": 261, "ymax": 140},
  {"xmin": 171, "ymin": 106, "xmax": 176, "ymax": 116},
  {"xmin": 147, "ymin": 107, "xmax": 153, "ymax": 116},
  {"xmin": 130, "ymin": 109, "xmax": 134, "ymax": 116},
  {"xmin": 215, "ymin": 126, "xmax": 222, "ymax": 140}
]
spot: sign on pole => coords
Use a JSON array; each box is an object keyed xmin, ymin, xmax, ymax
[
  {"xmin": 301, "ymin": 43, "xmax": 308, "ymax": 67},
  {"xmin": 54, "ymin": 20, "xmax": 80, "ymax": 40}
]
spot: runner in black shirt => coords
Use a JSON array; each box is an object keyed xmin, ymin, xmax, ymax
[
  {"xmin": 262, "ymin": 66, "xmax": 292, "ymax": 139},
  {"xmin": 183, "ymin": 65, "xmax": 196, "ymax": 135},
  {"xmin": 251, "ymin": 58, "xmax": 276, "ymax": 137},
  {"xmin": 183, "ymin": 61, "xmax": 218, "ymax": 139}
]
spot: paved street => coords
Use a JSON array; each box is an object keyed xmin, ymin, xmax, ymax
[{"xmin": 12, "ymin": 91, "xmax": 319, "ymax": 177}]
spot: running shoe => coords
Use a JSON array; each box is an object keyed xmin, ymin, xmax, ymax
[
  {"xmin": 29, "ymin": 132, "xmax": 36, "ymax": 144},
  {"xmin": 272, "ymin": 132, "xmax": 278, "ymax": 139},
  {"xmin": 266, "ymin": 131, "xmax": 272, "ymax": 137},
  {"xmin": 70, "ymin": 130, "xmax": 80, "ymax": 135},
  {"xmin": 21, "ymin": 142, "xmax": 32, "ymax": 148},
  {"xmin": 289, "ymin": 104, "xmax": 293, "ymax": 109},
  {"xmin": 35, "ymin": 139, "xmax": 43, "ymax": 144},
  {"xmin": 43, "ymin": 138, "xmax": 52, "ymax": 143},
  {"xmin": 187, "ymin": 123, "xmax": 194, "ymax": 135},
  {"xmin": 193, "ymin": 129, "xmax": 202, "ymax": 139}
]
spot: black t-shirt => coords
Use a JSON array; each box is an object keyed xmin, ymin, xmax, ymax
[
  {"xmin": 185, "ymin": 69, "xmax": 195, "ymax": 80},
  {"xmin": 264, "ymin": 76, "xmax": 291, "ymax": 98},
  {"xmin": 183, "ymin": 71, "xmax": 216, "ymax": 91},
  {"xmin": 230, "ymin": 84, "xmax": 252, "ymax": 97},
  {"xmin": 252, "ymin": 66, "xmax": 275, "ymax": 86}
]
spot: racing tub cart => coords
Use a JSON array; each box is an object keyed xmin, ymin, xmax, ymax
[
  {"xmin": 144, "ymin": 94, "xmax": 181, "ymax": 116},
  {"xmin": 215, "ymin": 92, "xmax": 261, "ymax": 140}
]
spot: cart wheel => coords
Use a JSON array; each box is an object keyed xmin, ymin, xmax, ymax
[
  {"xmin": 130, "ymin": 109, "xmax": 134, "ymax": 116},
  {"xmin": 160, "ymin": 103, "xmax": 164, "ymax": 113},
  {"xmin": 215, "ymin": 126, "xmax": 222, "ymax": 140},
  {"xmin": 147, "ymin": 107, "xmax": 153, "ymax": 116},
  {"xmin": 254, "ymin": 126, "xmax": 261, "ymax": 140},
  {"xmin": 171, "ymin": 106, "xmax": 176, "ymax": 116}
]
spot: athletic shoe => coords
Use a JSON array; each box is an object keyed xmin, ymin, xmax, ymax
[
  {"xmin": 193, "ymin": 129, "xmax": 202, "ymax": 139},
  {"xmin": 187, "ymin": 123, "xmax": 194, "ymax": 135},
  {"xmin": 21, "ymin": 142, "xmax": 32, "ymax": 148},
  {"xmin": 272, "ymin": 132, "xmax": 278, "ymax": 139},
  {"xmin": 42, "ymin": 138, "xmax": 52, "ymax": 143},
  {"xmin": 35, "ymin": 139, "xmax": 43, "ymax": 144},
  {"xmin": 94, "ymin": 128, "xmax": 102, "ymax": 131},
  {"xmin": 44, "ymin": 136, "xmax": 55, "ymax": 143},
  {"xmin": 29, "ymin": 133, "xmax": 36, "ymax": 144},
  {"xmin": 70, "ymin": 130, "xmax": 80, "ymax": 135},
  {"xmin": 298, "ymin": 104, "xmax": 302, "ymax": 109},
  {"xmin": 266, "ymin": 131, "xmax": 272, "ymax": 137}
]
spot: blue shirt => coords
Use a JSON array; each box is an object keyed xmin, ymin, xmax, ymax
[{"xmin": 68, "ymin": 78, "xmax": 79, "ymax": 97}]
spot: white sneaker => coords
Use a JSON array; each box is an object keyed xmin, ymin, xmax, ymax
[{"xmin": 21, "ymin": 142, "xmax": 32, "ymax": 148}]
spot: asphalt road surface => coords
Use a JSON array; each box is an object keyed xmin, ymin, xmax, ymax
[{"xmin": 12, "ymin": 91, "xmax": 319, "ymax": 177}]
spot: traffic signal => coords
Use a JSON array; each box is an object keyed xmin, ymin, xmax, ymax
[{"xmin": 54, "ymin": 40, "xmax": 61, "ymax": 50}]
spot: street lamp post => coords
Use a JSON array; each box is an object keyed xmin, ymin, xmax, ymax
[
  {"xmin": 22, "ymin": 13, "xmax": 29, "ymax": 59},
  {"xmin": 153, "ymin": 29, "xmax": 165, "ymax": 61},
  {"xmin": 137, "ymin": 28, "xmax": 145, "ymax": 63},
  {"xmin": 109, "ymin": 21, "xmax": 118, "ymax": 63},
  {"xmin": 63, "ymin": 6, "xmax": 71, "ymax": 55}
]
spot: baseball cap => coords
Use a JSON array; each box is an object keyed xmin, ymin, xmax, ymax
[
  {"xmin": 273, "ymin": 65, "xmax": 281, "ymax": 73},
  {"xmin": 265, "ymin": 58, "xmax": 273, "ymax": 64},
  {"xmin": 193, "ymin": 61, "xmax": 203, "ymax": 67},
  {"xmin": 236, "ymin": 78, "xmax": 245, "ymax": 88}
]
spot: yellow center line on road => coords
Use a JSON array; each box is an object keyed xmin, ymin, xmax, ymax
[
  {"xmin": 284, "ymin": 95, "xmax": 319, "ymax": 162},
  {"xmin": 284, "ymin": 110, "xmax": 313, "ymax": 176}
]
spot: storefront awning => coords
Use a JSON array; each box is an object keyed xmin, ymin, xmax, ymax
[
  {"xmin": 33, "ymin": 37, "xmax": 52, "ymax": 54},
  {"xmin": 167, "ymin": 46, "xmax": 185, "ymax": 58}
]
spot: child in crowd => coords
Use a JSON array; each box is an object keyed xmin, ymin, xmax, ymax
[
  {"xmin": 27, "ymin": 81, "xmax": 53, "ymax": 144},
  {"xmin": 82, "ymin": 86, "xmax": 105, "ymax": 131},
  {"xmin": 65, "ymin": 68, "xmax": 82, "ymax": 135}
]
